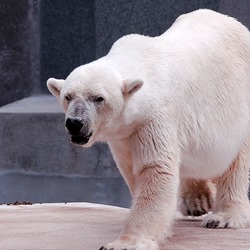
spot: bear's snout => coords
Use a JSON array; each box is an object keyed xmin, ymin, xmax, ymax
[
  {"xmin": 65, "ymin": 117, "xmax": 93, "ymax": 145},
  {"xmin": 65, "ymin": 117, "xmax": 83, "ymax": 135}
]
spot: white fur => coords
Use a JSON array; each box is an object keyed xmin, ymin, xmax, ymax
[{"xmin": 47, "ymin": 9, "xmax": 250, "ymax": 250}]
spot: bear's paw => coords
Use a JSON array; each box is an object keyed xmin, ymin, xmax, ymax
[
  {"xmin": 99, "ymin": 236, "xmax": 159, "ymax": 250},
  {"xmin": 202, "ymin": 205, "xmax": 250, "ymax": 228},
  {"xmin": 179, "ymin": 179, "xmax": 215, "ymax": 217}
]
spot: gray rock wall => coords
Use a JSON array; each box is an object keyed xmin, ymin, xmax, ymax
[
  {"xmin": 219, "ymin": 0, "xmax": 250, "ymax": 27},
  {"xmin": 0, "ymin": 0, "xmax": 40, "ymax": 106},
  {"xmin": 1, "ymin": 0, "xmax": 249, "ymax": 102},
  {"xmin": 40, "ymin": 0, "xmax": 96, "ymax": 92},
  {"xmin": 94, "ymin": 0, "xmax": 220, "ymax": 58}
]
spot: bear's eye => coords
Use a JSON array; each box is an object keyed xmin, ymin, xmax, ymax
[
  {"xmin": 65, "ymin": 95, "xmax": 71, "ymax": 102},
  {"xmin": 94, "ymin": 96, "xmax": 104, "ymax": 103}
]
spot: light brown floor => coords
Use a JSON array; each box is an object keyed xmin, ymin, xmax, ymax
[{"xmin": 0, "ymin": 203, "xmax": 249, "ymax": 250}]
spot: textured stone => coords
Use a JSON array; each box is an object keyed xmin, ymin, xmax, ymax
[
  {"xmin": 40, "ymin": 0, "xmax": 95, "ymax": 93},
  {"xmin": 0, "ymin": 96, "xmax": 119, "ymax": 178},
  {"xmin": 0, "ymin": 173, "xmax": 131, "ymax": 207},
  {"xmin": 0, "ymin": 95, "xmax": 130, "ymax": 207},
  {"xmin": 94, "ymin": 0, "xmax": 220, "ymax": 58},
  {"xmin": 219, "ymin": 0, "xmax": 250, "ymax": 28},
  {"xmin": 0, "ymin": 0, "xmax": 40, "ymax": 106}
]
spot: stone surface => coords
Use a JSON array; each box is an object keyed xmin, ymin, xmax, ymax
[
  {"xmin": 0, "ymin": 96, "xmax": 119, "ymax": 177},
  {"xmin": 0, "ymin": 96, "xmax": 131, "ymax": 207},
  {"xmin": 0, "ymin": 0, "xmax": 40, "ymax": 106},
  {"xmin": 40, "ymin": 0, "xmax": 223, "ymax": 86},
  {"xmin": 94, "ymin": 0, "xmax": 220, "ymax": 58},
  {"xmin": 0, "ymin": 203, "xmax": 249, "ymax": 250},
  {"xmin": 40, "ymin": 0, "xmax": 96, "ymax": 93},
  {"xmin": 219, "ymin": 0, "xmax": 250, "ymax": 28},
  {"xmin": 0, "ymin": 173, "xmax": 130, "ymax": 207},
  {"xmin": 39, "ymin": 0, "xmax": 250, "ymax": 93}
]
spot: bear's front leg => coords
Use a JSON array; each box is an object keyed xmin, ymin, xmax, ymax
[{"xmin": 99, "ymin": 162, "xmax": 179, "ymax": 250}]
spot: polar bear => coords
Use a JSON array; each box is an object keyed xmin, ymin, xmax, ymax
[{"xmin": 47, "ymin": 9, "xmax": 250, "ymax": 250}]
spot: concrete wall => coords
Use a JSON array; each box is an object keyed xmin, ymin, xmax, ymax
[
  {"xmin": 219, "ymin": 0, "xmax": 250, "ymax": 27},
  {"xmin": 0, "ymin": 0, "xmax": 40, "ymax": 106},
  {"xmin": 94, "ymin": 0, "xmax": 220, "ymax": 58},
  {"xmin": 41, "ymin": 0, "xmax": 221, "ymax": 92},
  {"xmin": 41, "ymin": 0, "xmax": 250, "ymax": 91},
  {"xmin": 40, "ymin": 0, "xmax": 96, "ymax": 92},
  {"xmin": 0, "ymin": 95, "xmax": 130, "ymax": 206},
  {"xmin": 1, "ymin": 0, "xmax": 250, "ymax": 101}
]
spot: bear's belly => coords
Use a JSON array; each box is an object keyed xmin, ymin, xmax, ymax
[
  {"xmin": 180, "ymin": 153, "xmax": 232, "ymax": 179},
  {"xmin": 180, "ymin": 137, "xmax": 244, "ymax": 179},
  {"xmin": 179, "ymin": 103, "xmax": 249, "ymax": 179}
]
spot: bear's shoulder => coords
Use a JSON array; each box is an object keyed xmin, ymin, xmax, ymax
[{"xmin": 109, "ymin": 34, "xmax": 152, "ymax": 53}]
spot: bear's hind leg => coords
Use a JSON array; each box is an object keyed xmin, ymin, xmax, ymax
[
  {"xmin": 179, "ymin": 178, "xmax": 216, "ymax": 217},
  {"xmin": 202, "ymin": 140, "xmax": 250, "ymax": 228}
]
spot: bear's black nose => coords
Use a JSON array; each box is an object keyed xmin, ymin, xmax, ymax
[{"xmin": 65, "ymin": 117, "xmax": 83, "ymax": 135}]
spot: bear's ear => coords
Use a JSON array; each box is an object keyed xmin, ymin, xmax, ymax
[
  {"xmin": 122, "ymin": 79, "xmax": 144, "ymax": 96},
  {"xmin": 47, "ymin": 78, "xmax": 65, "ymax": 98}
]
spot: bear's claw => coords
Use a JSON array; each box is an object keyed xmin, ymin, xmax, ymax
[
  {"xmin": 99, "ymin": 247, "xmax": 125, "ymax": 250},
  {"xmin": 204, "ymin": 220, "xmax": 220, "ymax": 228},
  {"xmin": 99, "ymin": 236, "xmax": 158, "ymax": 250},
  {"xmin": 99, "ymin": 247, "xmax": 115, "ymax": 250},
  {"xmin": 187, "ymin": 208, "xmax": 207, "ymax": 217}
]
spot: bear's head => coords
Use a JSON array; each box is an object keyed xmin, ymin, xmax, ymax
[{"xmin": 47, "ymin": 62, "xmax": 143, "ymax": 147}]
